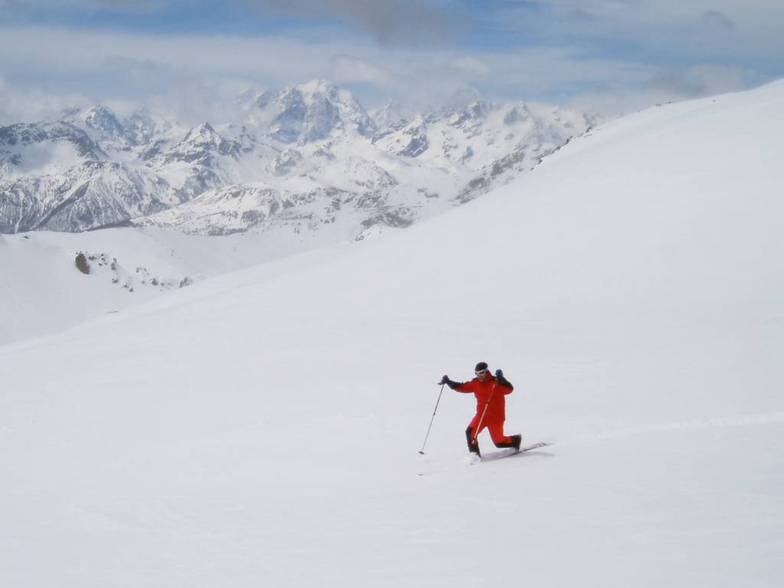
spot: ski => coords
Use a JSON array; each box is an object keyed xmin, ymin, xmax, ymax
[
  {"xmin": 479, "ymin": 442, "xmax": 550, "ymax": 462},
  {"xmin": 519, "ymin": 441, "xmax": 550, "ymax": 453},
  {"xmin": 416, "ymin": 442, "xmax": 551, "ymax": 475}
]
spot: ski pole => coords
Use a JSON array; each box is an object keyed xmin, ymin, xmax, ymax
[
  {"xmin": 418, "ymin": 383, "xmax": 446, "ymax": 455},
  {"xmin": 472, "ymin": 382, "xmax": 498, "ymax": 443}
]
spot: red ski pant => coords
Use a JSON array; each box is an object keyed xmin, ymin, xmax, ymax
[{"xmin": 467, "ymin": 415, "xmax": 514, "ymax": 447}]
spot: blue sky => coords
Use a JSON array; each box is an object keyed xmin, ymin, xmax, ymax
[{"xmin": 0, "ymin": 0, "xmax": 782, "ymax": 122}]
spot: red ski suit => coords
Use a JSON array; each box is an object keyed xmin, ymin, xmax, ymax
[{"xmin": 455, "ymin": 376, "xmax": 515, "ymax": 445}]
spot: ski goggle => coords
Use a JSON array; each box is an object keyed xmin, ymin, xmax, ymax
[{"xmin": 475, "ymin": 369, "xmax": 488, "ymax": 376}]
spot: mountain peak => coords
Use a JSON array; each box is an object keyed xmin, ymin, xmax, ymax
[
  {"xmin": 184, "ymin": 122, "xmax": 220, "ymax": 142},
  {"xmin": 255, "ymin": 79, "xmax": 374, "ymax": 143},
  {"xmin": 164, "ymin": 122, "xmax": 240, "ymax": 166},
  {"xmin": 82, "ymin": 104, "xmax": 128, "ymax": 142},
  {"xmin": 84, "ymin": 104, "xmax": 118, "ymax": 120},
  {"xmin": 441, "ymin": 86, "xmax": 483, "ymax": 113},
  {"xmin": 182, "ymin": 123, "xmax": 240, "ymax": 155},
  {"xmin": 297, "ymin": 79, "xmax": 339, "ymax": 97}
]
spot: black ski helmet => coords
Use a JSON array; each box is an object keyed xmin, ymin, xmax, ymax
[{"xmin": 474, "ymin": 361, "xmax": 489, "ymax": 373}]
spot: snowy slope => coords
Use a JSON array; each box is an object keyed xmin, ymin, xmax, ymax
[
  {"xmin": 0, "ymin": 229, "xmax": 216, "ymax": 344},
  {"xmin": 1, "ymin": 82, "xmax": 783, "ymax": 587},
  {"xmin": 0, "ymin": 224, "xmax": 355, "ymax": 345}
]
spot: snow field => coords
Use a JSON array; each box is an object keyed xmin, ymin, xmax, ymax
[{"xmin": 2, "ymin": 81, "xmax": 783, "ymax": 587}]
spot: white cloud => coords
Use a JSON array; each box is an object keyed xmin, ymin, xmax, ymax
[
  {"xmin": 2, "ymin": 0, "xmax": 467, "ymax": 44},
  {"xmin": 329, "ymin": 55, "xmax": 392, "ymax": 86},
  {"xmin": 0, "ymin": 25, "xmax": 654, "ymax": 99},
  {"xmin": 701, "ymin": 10, "xmax": 735, "ymax": 32},
  {"xmin": 0, "ymin": 78, "xmax": 90, "ymax": 125},
  {"xmin": 490, "ymin": 0, "xmax": 784, "ymax": 62},
  {"xmin": 0, "ymin": 27, "xmax": 332, "ymax": 79},
  {"xmin": 449, "ymin": 56, "xmax": 491, "ymax": 77},
  {"xmin": 647, "ymin": 65, "xmax": 749, "ymax": 98},
  {"xmin": 228, "ymin": 0, "xmax": 467, "ymax": 45},
  {"xmin": 1, "ymin": 0, "xmax": 161, "ymax": 10},
  {"xmin": 0, "ymin": 22, "xmax": 776, "ymax": 123},
  {"xmin": 567, "ymin": 64, "xmax": 758, "ymax": 118}
]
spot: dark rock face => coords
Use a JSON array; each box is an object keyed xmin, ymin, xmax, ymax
[
  {"xmin": 0, "ymin": 121, "xmax": 106, "ymax": 162},
  {"xmin": 1, "ymin": 151, "xmax": 178, "ymax": 232},
  {"xmin": 84, "ymin": 106, "xmax": 131, "ymax": 146},
  {"xmin": 399, "ymin": 131, "xmax": 429, "ymax": 158},
  {"xmin": 270, "ymin": 89, "xmax": 308, "ymax": 143},
  {"xmin": 164, "ymin": 123, "xmax": 241, "ymax": 165},
  {"xmin": 75, "ymin": 252, "xmax": 90, "ymax": 274}
]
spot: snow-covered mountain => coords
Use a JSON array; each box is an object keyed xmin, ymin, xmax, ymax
[
  {"xmin": 0, "ymin": 80, "xmax": 591, "ymax": 236},
  {"xmin": 2, "ymin": 81, "xmax": 782, "ymax": 587},
  {"xmin": 0, "ymin": 108, "xmax": 182, "ymax": 233}
]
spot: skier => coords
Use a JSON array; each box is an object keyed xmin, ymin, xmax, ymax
[{"xmin": 440, "ymin": 362, "xmax": 521, "ymax": 457}]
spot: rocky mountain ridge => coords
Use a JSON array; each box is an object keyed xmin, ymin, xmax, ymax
[{"xmin": 0, "ymin": 80, "xmax": 593, "ymax": 236}]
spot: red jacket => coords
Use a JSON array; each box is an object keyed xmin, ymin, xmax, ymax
[{"xmin": 455, "ymin": 376, "xmax": 513, "ymax": 423}]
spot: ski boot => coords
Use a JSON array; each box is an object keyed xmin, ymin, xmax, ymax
[{"xmin": 465, "ymin": 426, "xmax": 481, "ymax": 458}]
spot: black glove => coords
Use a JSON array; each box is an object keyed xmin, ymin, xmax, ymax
[
  {"xmin": 439, "ymin": 375, "xmax": 450, "ymax": 385},
  {"xmin": 495, "ymin": 369, "xmax": 513, "ymax": 390}
]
